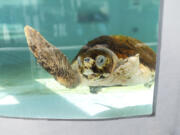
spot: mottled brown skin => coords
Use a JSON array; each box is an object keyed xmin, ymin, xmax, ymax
[
  {"xmin": 24, "ymin": 25, "xmax": 156, "ymax": 93},
  {"xmin": 24, "ymin": 26, "xmax": 80, "ymax": 88}
]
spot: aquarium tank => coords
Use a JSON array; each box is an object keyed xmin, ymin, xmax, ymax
[{"xmin": 0, "ymin": 0, "xmax": 160, "ymax": 119}]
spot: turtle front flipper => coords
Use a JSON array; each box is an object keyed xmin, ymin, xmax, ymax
[{"xmin": 24, "ymin": 25, "xmax": 80, "ymax": 88}]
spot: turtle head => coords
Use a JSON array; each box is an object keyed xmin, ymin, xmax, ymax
[{"xmin": 77, "ymin": 47, "xmax": 118, "ymax": 81}]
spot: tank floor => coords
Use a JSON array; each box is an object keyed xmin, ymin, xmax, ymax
[
  {"xmin": 0, "ymin": 79, "xmax": 154, "ymax": 119},
  {"xmin": 0, "ymin": 63, "xmax": 154, "ymax": 119}
]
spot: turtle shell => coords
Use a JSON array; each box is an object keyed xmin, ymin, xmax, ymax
[{"xmin": 72, "ymin": 35, "xmax": 156, "ymax": 70}]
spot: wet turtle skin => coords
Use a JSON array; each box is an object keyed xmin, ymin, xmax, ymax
[{"xmin": 24, "ymin": 26, "xmax": 156, "ymax": 94}]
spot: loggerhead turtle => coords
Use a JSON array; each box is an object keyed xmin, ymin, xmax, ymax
[{"xmin": 24, "ymin": 25, "xmax": 156, "ymax": 93}]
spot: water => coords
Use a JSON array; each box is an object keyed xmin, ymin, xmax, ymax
[{"xmin": 0, "ymin": 0, "xmax": 160, "ymax": 119}]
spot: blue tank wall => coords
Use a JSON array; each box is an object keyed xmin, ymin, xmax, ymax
[{"xmin": 0, "ymin": 0, "xmax": 160, "ymax": 66}]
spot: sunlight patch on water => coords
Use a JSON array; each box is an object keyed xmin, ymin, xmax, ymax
[
  {"xmin": 0, "ymin": 95, "xmax": 19, "ymax": 105},
  {"xmin": 0, "ymin": 87, "xmax": 19, "ymax": 105},
  {"xmin": 0, "ymin": 86, "xmax": 4, "ymax": 90},
  {"xmin": 36, "ymin": 78, "xmax": 154, "ymax": 116}
]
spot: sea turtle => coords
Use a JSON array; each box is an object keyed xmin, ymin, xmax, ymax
[{"xmin": 24, "ymin": 25, "xmax": 156, "ymax": 93}]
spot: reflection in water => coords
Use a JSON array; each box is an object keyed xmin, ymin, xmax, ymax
[{"xmin": 37, "ymin": 78, "xmax": 154, "ymax": 116}]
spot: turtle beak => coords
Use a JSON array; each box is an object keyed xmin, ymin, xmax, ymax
[{"xmin": 83, "ymin": 69, "xmax": 94, "ymax": 76}]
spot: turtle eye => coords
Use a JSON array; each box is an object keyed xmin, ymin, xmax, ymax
[
  {"xmin": 96, "ymin": 55, "xmax": 106, "ymax": 68},
  {"xmin": 84, "ymin": 57, "xmax": 91, "ymax": 63}
]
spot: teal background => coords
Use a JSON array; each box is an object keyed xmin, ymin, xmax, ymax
[
  {"xmin": 0, "ymin": 0, "xmax": 160, "ymax": 119},
  {"xmin": 0, "ymin": 0, "xmax": 160, "ymax": 47}
]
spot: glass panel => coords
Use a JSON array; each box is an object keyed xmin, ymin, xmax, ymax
[{"xmin": 0, "ymin": 0, "xmax": 160, "ymax": 119}]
